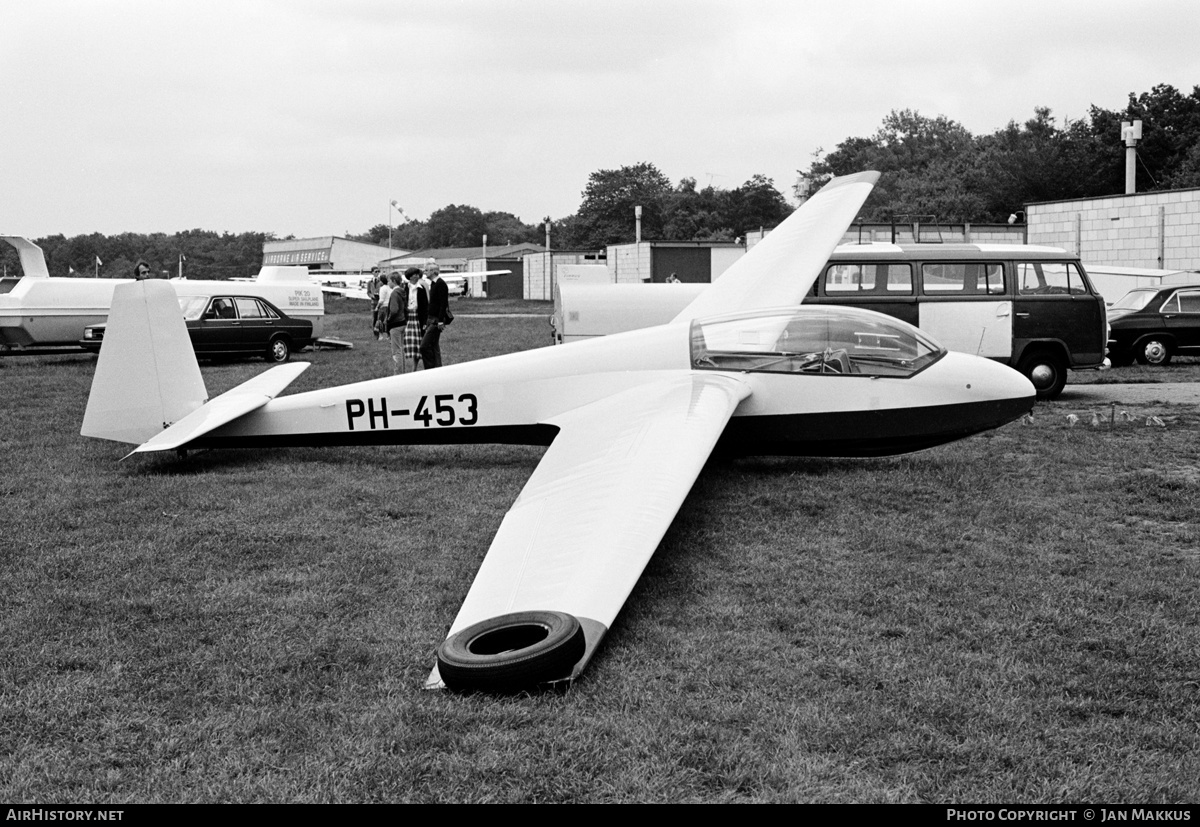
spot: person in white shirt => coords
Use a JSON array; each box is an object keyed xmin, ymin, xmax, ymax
[{"xmin": 376, "ymin": 273, "xmax": 394, "ymax": 341}]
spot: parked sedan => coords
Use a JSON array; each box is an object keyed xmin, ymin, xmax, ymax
[
  {"xmin": 82, "ymin": 294, "xmax": 313, "ymax": 362},
  {"xmin": 1107, "ymin": 284, "xmax": 1200, "ymax": 366}
]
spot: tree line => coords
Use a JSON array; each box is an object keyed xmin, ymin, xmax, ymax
[
  {"xmin": 799, "ymin": 84, "xmax": 1200, "ymax": 223},
  {"xmin": 8, "ymin": 83, "xmax": 1198, "ymax": 279},
  {"xmin": 351, "ymin": 165, "xmax": 793, "ymax": 253},
  {"xmin": 2, "ymin": 229, "xmax": 272, "ymax": 281}
]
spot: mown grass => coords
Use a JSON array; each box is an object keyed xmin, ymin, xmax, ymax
[
  {"xmin": 2, "ymin": 299, "xmax": 1198, "ymax": 802},
  {"xmin": 1072, "ymin": 355, "xmax": 1200, "ymax": 385}
]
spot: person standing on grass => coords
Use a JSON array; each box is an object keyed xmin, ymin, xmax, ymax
[
  {"xmin": 420, "ymin": 262, "xmax": 449, "ymax": 369},
  {"xmin": 367, "ymin": 267, "xmax": 381, "ymax": 321},
  {"xmin": 385, "ymin": 274, "xmax": 408, "ymax": 373},
  {"xmin": 403, "ymin": 267, "xmax": 427, "ymax": 372},
  {"xmin": 376, "ymin": 272, "xmax": 394, "ymax": 342}
]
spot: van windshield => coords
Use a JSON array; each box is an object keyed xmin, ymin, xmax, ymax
[{"xmin": 691, "ymin": 306, "xmax": 944, "ymax": 377}]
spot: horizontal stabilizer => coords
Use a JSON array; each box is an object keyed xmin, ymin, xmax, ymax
[{"xmin": 128, "ymin": 362, "xmax": 310, "ymax": 456}]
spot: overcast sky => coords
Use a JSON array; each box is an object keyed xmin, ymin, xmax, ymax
[{"xmin": 4, "ymin": 0, "xmax": 1199, "ymax": 240}]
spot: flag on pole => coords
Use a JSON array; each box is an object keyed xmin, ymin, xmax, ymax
[
  {"xmin": 95, "ymin": 255, "xmax": 102, "ymax": 266},
  {"xmin": 68, "ymin": 266, "xmax": 76, "ymax": 274}
]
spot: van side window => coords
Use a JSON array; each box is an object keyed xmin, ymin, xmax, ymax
[
  {"xmin": 886, "ymin": 264, "xmax": 913, "ymax": 292},
  {"xmin": 921, "ymin": 263, "xmax": 1004, "ymax": 294},
  {"xmin": 1018, "ymin": 262, "xmax": 1087, "ymax": 295},
  {"xmin": 824, "ymin": 263, "xmax": 913, "ymax": 293},
  {"xmin": 825, "ymin": 263, "xmax": 875, "ymax": 292}
]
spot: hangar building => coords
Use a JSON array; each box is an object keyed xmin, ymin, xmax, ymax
[{"xmin": 262, "ymin": 237, "xmax": 402, "ymax": 274}]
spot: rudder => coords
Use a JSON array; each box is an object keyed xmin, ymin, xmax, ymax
[{"xmin": 81, "ymin": 280, "xmax": 207, "ymax": 445}]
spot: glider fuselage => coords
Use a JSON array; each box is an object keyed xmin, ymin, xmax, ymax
[{"xmin": 194, "ymin": 312, "xmax": 1035, "ymax": 458}]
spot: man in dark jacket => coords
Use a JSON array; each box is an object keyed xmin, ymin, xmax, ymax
[
  {"xmin": 420, "ymin": 263, "xmax": 449, "ymax": 369},
  {"xmin": 385, "ymin": 273, "xmax": 408, "ymax": 374}
]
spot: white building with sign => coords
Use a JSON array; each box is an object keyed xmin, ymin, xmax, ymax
[{"xmin": 262, "ymin": 237, "xmax": 404, "ymax": 273}]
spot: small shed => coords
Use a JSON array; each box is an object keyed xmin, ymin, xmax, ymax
[{"xmin": 605, "ymin": 240, "xmax": 744, "ymax": 284}]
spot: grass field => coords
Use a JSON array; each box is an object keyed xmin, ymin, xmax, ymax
[{"xmin": 2, "ymin": 299, "xmax": 1198, "ymax": 803}]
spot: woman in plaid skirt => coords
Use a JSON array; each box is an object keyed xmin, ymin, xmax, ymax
[{"xmin": 402, "ymin": 267, "xmax": 428, "ymax": 372}]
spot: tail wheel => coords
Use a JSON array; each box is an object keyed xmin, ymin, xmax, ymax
[
  {"xmin": 267, "ymin": 335, "xmax": 291, "ymax": 363},
  {"xmin": 437, "ymin": 610, "xmax": 586, "ymax": 693},
  {"xmin": 1017, "ymin": 348, "xmax": 1067, "ymax": 400}
]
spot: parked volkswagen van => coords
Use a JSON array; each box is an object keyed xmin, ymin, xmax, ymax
[
  {"xmin": 551, "ymin": 243, "xmax": 1105, "ymax": 400},
  {"xmin": 809, "ymin": 244, "xmax": 1107, "ymax": 398}
]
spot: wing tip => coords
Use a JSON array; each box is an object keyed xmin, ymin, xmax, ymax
[{"xmin": 825, "ymin": 170, "xmax": 880, "ymax": 189}]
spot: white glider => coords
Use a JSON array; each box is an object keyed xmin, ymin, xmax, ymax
[{"xmin": 80, "ymin": 171, "xmax": 1036, "ymax": 692}]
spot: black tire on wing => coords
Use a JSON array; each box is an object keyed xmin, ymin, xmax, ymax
[{"xmin": 436, "ymin": 610, "xmax": 586, "ymax": 693}]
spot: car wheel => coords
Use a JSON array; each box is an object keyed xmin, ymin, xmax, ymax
[
  {"xmin": 267, "ymin": 335, "xmax": 291, "ymax": 363},
  {"xmin": 1017, "ymin": 348, "xmax": 1067, "ymax": 400},
  {"xmin": 1137, "ymin": 338, "xmax": 1172, "ymax": 366},
  {"xmin": 437, "ymin": 610, "xmax": 586, "ymax": 693}
]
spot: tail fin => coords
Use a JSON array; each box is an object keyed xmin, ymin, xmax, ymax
[
  {"xmin": 0, "ymin": 236, "xmax": 52, "ymax": 279},
  {"xmin": 81, "ymin": 280, "xmax": 208, "ymax": 445}
]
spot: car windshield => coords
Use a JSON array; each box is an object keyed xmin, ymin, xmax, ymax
[
  {"xmin": 178, "ymin": 296, "xmax": 210, "ymax": 320},
  {"xmin": 1110, "ymin": 289, "xmax": 1157, "ymax": 312},
  {"xmin": 691, "ymin": 306, "xmax": 944, "ymax": 377}
]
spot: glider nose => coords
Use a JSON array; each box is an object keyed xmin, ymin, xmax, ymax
[{"xmin": 939, "ymin": 351, "xmax": 1036, "ymax": 427}]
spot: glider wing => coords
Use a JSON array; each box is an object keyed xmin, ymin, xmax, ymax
[
  {"xmin": 671, "ymin": 170, "xmax": 879, "ymax": 323},
  {"xmin": 428, "ymin": 370, "xmax": 751, "ymax": 687}
]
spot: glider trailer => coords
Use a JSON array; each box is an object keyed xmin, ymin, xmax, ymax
[{"xmin": 80, "ymin": 172, "xmax": 1036, "ymax": 693}]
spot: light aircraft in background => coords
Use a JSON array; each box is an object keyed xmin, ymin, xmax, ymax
[
  {"xmin": 316, "ymin": 270, "xmax": 512, "ymax": 300},
  {"xmin": 79, "ymin": 172, "xmax": 1035, "ymax": 692}
]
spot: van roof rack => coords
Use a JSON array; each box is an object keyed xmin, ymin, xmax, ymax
[{"xmin": 889, "ymin": 215, "xmax": 944, "ymax": 244}]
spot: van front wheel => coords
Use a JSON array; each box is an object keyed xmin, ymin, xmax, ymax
[{"xmin": 1017, "ymin": 349, "xmax": 1067, "ymax": 400}]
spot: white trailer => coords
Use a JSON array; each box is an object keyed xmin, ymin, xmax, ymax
[{"xmin": 0, "ymin": 237, "xmax": 324, "ymax": 348}]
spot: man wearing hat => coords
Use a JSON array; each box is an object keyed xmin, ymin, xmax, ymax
[{"xmin": 420, "ymin": 262, "xmax": 449, "ymax": 369}]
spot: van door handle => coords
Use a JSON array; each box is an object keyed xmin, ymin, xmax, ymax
[{"xmin": 1015, "ymin": 312, "xmax": 1031, "ymax": 318}]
